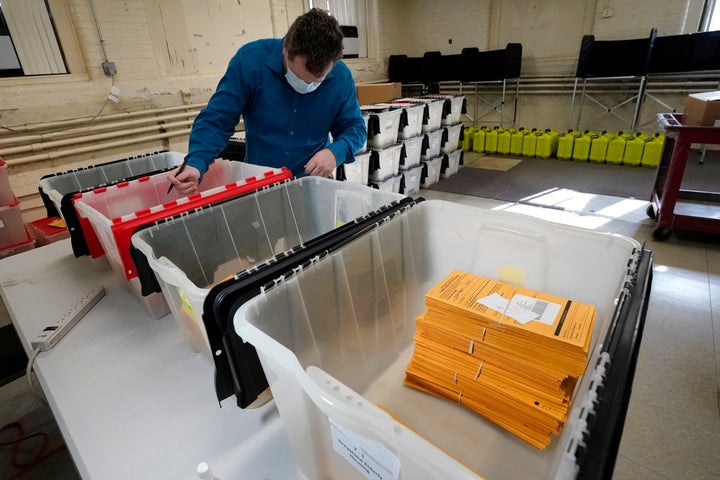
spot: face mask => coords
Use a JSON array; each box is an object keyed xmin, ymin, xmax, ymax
[{"xmin": 285, "ymin": 67, "xmax": 322, "ymax": 94}]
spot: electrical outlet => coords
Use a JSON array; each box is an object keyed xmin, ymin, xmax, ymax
[
  {"xmin": 31, "ymin": 286, "xmax": 106, "ymax": 352},
  {"xmin": 108, "ymin": 85, "xmax": 121, "ymax": 103},
  {"xmin": 602, "ymin": 7, "xmax": 613, "ymax": 18}
]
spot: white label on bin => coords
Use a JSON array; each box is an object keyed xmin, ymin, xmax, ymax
[
  {"xmin": 0, "ymin": 219, "xmax": 4, "ymax": 229},
  {"xmin": 330, "ymin": 419, "xmax": 400, "ymax": 480}
]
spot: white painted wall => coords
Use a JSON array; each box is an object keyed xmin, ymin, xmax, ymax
[{"xmin": 0, "ymin": 0, "xmax": 711, "ymax": 221}]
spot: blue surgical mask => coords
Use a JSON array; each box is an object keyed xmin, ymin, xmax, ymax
[{"xmin": 285, "ymin": 67, "xmax": 321, "ymax": 94}]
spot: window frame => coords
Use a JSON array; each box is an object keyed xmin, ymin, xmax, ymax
[{"xmin": 0, "ymin": 0, "xmax": 86, "ymax": 84}]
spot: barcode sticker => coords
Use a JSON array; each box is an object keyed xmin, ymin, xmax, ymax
[
  {"xmin": 507, "ymin": 294, "xmax": 560, "ymax": 325},
  {"xmin": 477, "ymin": 293, "xmax": 560, "ymax": 325}
]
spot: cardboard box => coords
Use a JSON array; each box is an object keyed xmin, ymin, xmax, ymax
[
  {"xmin": 683, "ymin": 91, "xmax": 720, "ymax": 126},
  {"xmin": 356, "ymin": 82, "xmax": 401, "ymax": 105}
]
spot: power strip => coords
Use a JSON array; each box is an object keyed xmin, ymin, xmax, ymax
[{"xmin": 31, "ymin": 286, "xmax": 106, "ymax": 352}]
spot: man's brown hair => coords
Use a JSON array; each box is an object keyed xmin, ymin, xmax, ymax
[{"xmin": 284, "ymin": 8, "xmax": 344, "ymax": 76}]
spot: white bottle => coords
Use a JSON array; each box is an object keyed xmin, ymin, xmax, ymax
[{"xmin": 196, "ymin": 462, "xmax": 220, "ymax": 480}]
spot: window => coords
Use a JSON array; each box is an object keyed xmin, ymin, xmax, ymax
[
  {"xmin": 0, "ymin": 0, "xmax": 67, "ymax": 77},
  {"xmin": 308, "ymin": 0, "xmax": 368, "ymax": 58},
  {"xmin": 702, "ymin": 0, "xmax": 720, "ymax": 31}
]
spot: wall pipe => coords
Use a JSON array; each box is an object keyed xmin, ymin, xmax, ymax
[
  {"xmin": 5, "ymin": 129, "xmax": 192, "ymax": 167},
  {"xmin": 0, "ymin": 103, "xmax": 206, "ymax": 134},
  {"xmin": 0, "ymin": 120, "xmax": 195, "ymax": 156},
  {"xmin": 0, "ymin": 111, "xmax": 201, "ymax": 147}
]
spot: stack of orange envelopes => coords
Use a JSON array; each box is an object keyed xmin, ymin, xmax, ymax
[{"xmin": 405, "ymin": 270, "xmax": 596, "ymax": 449}]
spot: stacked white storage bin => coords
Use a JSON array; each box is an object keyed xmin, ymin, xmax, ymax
[
  {"xmin": 361, "ymin": 104, "xmax": 405, "ymax": 193},
  {"xmin": 0, "ymin": 159, "xmax": 34, "ymax": 259},
  {"xmin": 440, "ymin": 122, "xmax": 464, "ymax": 179}
]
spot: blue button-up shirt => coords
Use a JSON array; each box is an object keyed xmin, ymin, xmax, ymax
[{"xmin": 186, "ymin": 38, "xmax": 366, "ymax": 177}]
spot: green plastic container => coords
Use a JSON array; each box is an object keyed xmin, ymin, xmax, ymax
[
  {"xmin": 605, "ymin": 134, "xmax": 626, "ymax": 165},
  {"xmin": 572, "ymin": 134, "xmax": 590, "ymax": 162},
  {"xmin": 462, "ymin": 127, "xmax": 477, "ymax": 151},
  {"xmin": 623, "ymin": 136, "xmax": 645, "ymax": 166},
  {"xmin": 520, "ymin": 129, "xmax": 537, "ymax": 157},
  {"xmin": 589, "ymin": 134, "xmax": 609, "ymax": 163},
  {"xmin": 472, "ymin": 128, "xmax": 487, "ymax": 153},
  {"xmin": 509, "ymin": 128, "xmax": 525, "ymax": 156},
  {"xmin": 497, "ymin": 129, "xmax": 512, "ymax": 155},
  {"xmin": 485, "ymin": 127, "xmax": 500, "ymax": 154},
  {"xmin": 535, "ymin": 130, "xmax": 557, "ymax": 158},
  {"xmin": 640, "ymin": 133, "xmax": 665, "ymax": 168},
  {"xmin": 556, "ymin": 132, "xmax": 575, "ymax": 160}
]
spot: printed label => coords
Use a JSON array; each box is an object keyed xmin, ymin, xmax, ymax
[
  {"xmin": 330, "ymin": 419, "xmax": 400, "ymax": 480},
  {"xmin": 477, "ymin": 293, "xmax": 560, "ymax": 325}
]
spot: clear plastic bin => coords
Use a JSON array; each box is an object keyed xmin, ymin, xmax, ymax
[
  {"xmin": 0, "ymin": 159, "xmax": 13, "ymax": 205},
  {"xmin": 443, "ymin": 123, "xmax": 464, "ymax": 154},
  {"xmin": 400, "ymin": 135, "xmax": 426, "ymax": 171},
  {"xmin": 401, "ymin": 164, "xmax": 423, "ymax": 196},
  {"xmin": 38, "ymin": 151, "xmax": 186, "ymax": 258},
  {"xmin": 73, "ymin": 161, "xmax": 290, "ymax": 318},
  {"xmin": 362, "ymin": 106, "xmax": 404, "ymax": 149},
  {"xmin": 27, "ymin": 217, "xmax": 70, "ymax": 246},
  {"xmin": 0, "ymin": 226, "xmax": 34, "ymax": 259},
  {"xmin": 235, "ymin": 200, "xmax": 645, "ymax": 480},
  {"xmin": 130, "ymin": 177, "xmax": 404, "ymax": 353},
  {"xmin": 441, "ymin": 149, "xmax": 463, "ymax": 179},
  {"xmin": 422, "ymin": 128, "xmax": 447, "ymax": 161},
  {"xmin": 421, "ymin": 156, "xmax": 443, "ymax": 188},
  {"xmin": 0, "ymin": 199, "xmax": 27, "ymax": 249},
  {"xmin": 369, "ymin": 143, "xmax": 404, "ymax": 182}
]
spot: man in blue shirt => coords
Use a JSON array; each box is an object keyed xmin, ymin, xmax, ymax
[{"xmin": 169, "ymin": 8, "xmax": 366, "ymax": 194}]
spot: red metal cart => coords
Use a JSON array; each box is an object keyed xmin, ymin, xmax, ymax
[{"xmin": 648, "ymin": 113, "xmax": 720, "ymax": 240}]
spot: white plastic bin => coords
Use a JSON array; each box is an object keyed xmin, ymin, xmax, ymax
[
  {"xmin": 421, "ymin": 156, "xmax": 443, "ymax": 188},
  {"xmin": 362, "ymin": 106, "xmax": 404, "ymax": 149},
  {"xmin": 376, "ymin": 102, "xmax": 427, "ymax": 140},
  {"xmin": 400, "ymin": 135, "xmax": 426, "ymax": 171},
  {"xmin": 441, "ymin": 149, "xmax": 463, "ymax": 179},
  {"xmin": 422, "ymin": 128, "xmax": 446, "ymax": 160},
  {"xmin": 395, "ymin": 97, "xmax": 445, "ymax": 132},
  {"xmin": 340, "ymin": 151, "xmax": 371, "ymax": 185},
  {"xmin": 371, "ymin": 173, "xmax": 402, "ymax": 193},
  {"xmin": 443, "ymin": 123, "xmax": 464, "ymax": 154},
  {"xmin": 235, "ymin": 200, "xmax": 644, "ymax": 480},
  {"xmin": 369, "ymin": 143, "xmax": 404, "ymax": 182},
  {"xmin": 425, "ymin": 94, "xmax": 466, "ymax": 125},
  {"xmin": 130, "ymin": 177, "xmax": 404, "ymax": 354},
  {"xmin": 401, "ymin": 164, "xmax": 423, "ymax": 196}
]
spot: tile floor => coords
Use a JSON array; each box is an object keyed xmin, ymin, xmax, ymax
[{"xmin": 1, "ymin": 184, "xmax": 719, "ymax": 479}]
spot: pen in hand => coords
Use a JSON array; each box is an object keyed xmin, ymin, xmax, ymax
[{"xmin": 166, "ymin": 157, "xmax": 189, "ymax": 194}]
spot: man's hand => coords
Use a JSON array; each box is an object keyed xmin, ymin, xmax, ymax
[
  {"xmin": 304, "ymin": 148, "xmax": 337, "ymax": 177},
  {"xmin": 167, "ymin": 165, "xmax": 201, "ymax": 195}
]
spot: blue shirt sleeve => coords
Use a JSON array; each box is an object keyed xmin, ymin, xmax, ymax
[
  {"xmin": 326, "ymin": 64, "xmax": 367, "ymax": 166},
  {"xmin": 185, "ymin": 49, "xmax": 249, "ymax": 175}
]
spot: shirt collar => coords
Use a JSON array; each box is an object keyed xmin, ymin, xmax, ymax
[{"xmin": 266, "ymin": 38, "xmax": 336, "ymax": 80}]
